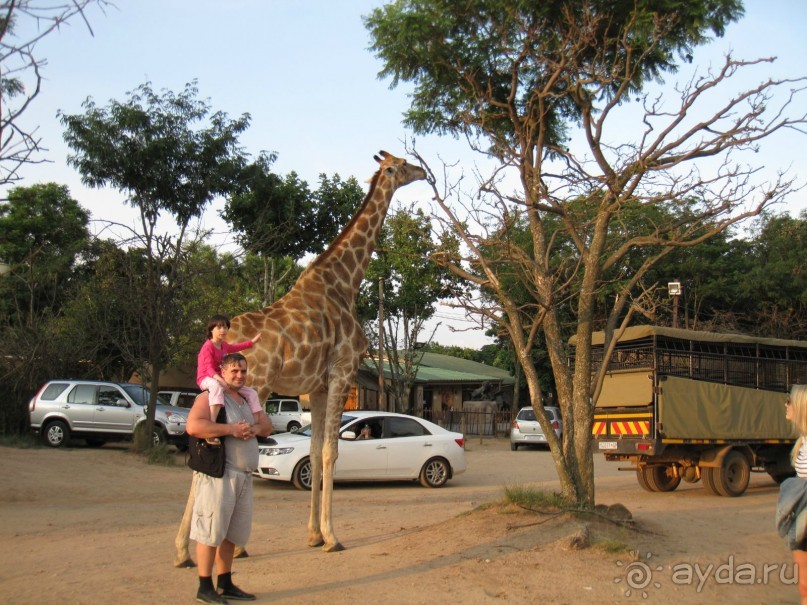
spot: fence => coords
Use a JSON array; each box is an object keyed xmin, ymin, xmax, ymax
[{"xmin": 424, "ymin": 409, "xmax": 514, "ymax": 437}]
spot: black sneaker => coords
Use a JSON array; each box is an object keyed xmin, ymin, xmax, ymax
[
  {"xmin": 197, "ymin": 585, "xmax": 227, "ymax": 604},
  {"xmin": 219, "ymin": 584, "xmax": 255, "ymax": 601}
]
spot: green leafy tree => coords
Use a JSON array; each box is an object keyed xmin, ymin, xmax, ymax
[
  {"xmin": 59, "ymin": 81, "xmax": 252, "ymax": 448},
  {"xmin": 360, "ymin": 206, "xmax": 462, "ymax": 412},
  {"xmin": 222, "ymin": 158, "xmax": 363, "ymax": 306},
  {"xmin": 0, "ymin": 182, "xmax": 92, "ymax": 433},
  {"xmin": 366, "ymin": 0, "xmax": 806, "ymax": 507}
]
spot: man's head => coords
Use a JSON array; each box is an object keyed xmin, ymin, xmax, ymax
[{"xmin": 220, "ymin": 353, "xmax": 248, "ymax": 389}]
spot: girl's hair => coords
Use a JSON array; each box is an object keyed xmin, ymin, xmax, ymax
[
  {"xmin": 789, "ymin": 385, "xmax": 807, "ymax": 464},
  {"xmin": 206, "ymin": 315, "xmax": 231, "ymax": 339}
]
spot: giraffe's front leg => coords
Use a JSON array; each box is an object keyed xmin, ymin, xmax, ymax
[
  {"xmin": 319, "ymin": 436, "xmax": 344, "ymax": 552},
  {"xmin": 307, "ymin": 450, "xmax": 324, "ymax": 548}
]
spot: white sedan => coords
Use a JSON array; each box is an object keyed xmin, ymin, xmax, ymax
[{"xmin": 254, "ymin": 411, "xmax": 467, "ymax": 489}]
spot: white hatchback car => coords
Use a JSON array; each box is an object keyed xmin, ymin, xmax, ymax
[
  {"xmin": 254, "ymin": 411, "xmax": 467, "ymax": 489},
  {"xmin": 510, "ymin": 405, "xmax": 562, "ymax": 450}
]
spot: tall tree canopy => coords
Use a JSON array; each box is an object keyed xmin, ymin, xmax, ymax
[
  {"xmin": 59, "ymin": 81, "xmax": 253, "ymax": 448},
  {"xmin": 366, "ymin": 0, "xmax": 806, "ymax": 507}
]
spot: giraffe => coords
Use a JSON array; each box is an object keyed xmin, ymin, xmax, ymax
[{"xmin": 176, "ymin": 151, "xmax": 426, "ymax": 556}]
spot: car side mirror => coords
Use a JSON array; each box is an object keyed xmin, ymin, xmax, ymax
[
  {"xmin": 341, "ymin": 431, "xmax": 357, "ymax": 440},
  {"xmin": 117, "ymin": 399, "xmax": 130, "ymax": 408}
]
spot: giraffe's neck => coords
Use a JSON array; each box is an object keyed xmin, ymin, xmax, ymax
[{"xmin": 300, "ymin": 172, "xmax": 393, "ymax": 296}]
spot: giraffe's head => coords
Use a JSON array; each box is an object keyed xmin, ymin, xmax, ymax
[{"xmin": 373, "ymin": 150, "xmax": 427, "ymax": 189}]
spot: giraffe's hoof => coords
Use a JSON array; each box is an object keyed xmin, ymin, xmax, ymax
[
  {"xmin": 174, "ymin": 558, "xmax": 196, "ymax": 568},
  {"xmin": 323, "ymin": 542, "xmax": 345, "ymax": 553},
  {"xmin": 308, "ymin": 537, "xmax": 325, "ymax": 548}
]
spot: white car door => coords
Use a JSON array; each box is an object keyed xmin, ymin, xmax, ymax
[
  {"xmin": 383, "ymin": 417, "xmax": 432, "ymax": 478},
  {"xmin": 335, "ymin": 418, "xmax": 388, "ymax": 479}
]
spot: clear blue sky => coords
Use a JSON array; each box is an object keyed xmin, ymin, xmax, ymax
[{"xmin": 7, "ymin": 0, "xmax": 807, "ymax": 348}]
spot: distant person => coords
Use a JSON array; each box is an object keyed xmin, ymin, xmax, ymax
[
  {"xmin": 197, "ymin": 314, "xmax": 262, "ymax": 445},
  {"xmin": 187, "ymin": 353, "xmax": 273, "ymax": 604},
  {"xmin": 778, "ymin": 384, "xmax": 807, "ymax": 605},
  {"xmin": 356, "ymin": 424, "xmax": 373, "ymax": 440}
]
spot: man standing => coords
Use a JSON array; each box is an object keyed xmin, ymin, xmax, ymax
[{"xmin": 186, "ymin": 353, "xmax": 273, "ymax": 604}]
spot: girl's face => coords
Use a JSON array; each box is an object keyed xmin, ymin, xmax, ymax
[{"xmin": 210, "ymin": 323, "xmax": 229, "ymax": 344}]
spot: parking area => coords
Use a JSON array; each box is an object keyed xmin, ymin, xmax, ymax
[{"xmin": 0, "ymin": 439, "xmax": 791, "ymax": 604}]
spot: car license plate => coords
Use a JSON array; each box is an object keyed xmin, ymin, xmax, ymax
[{"xmin": 598, "ymin": 441, "xmax": 618, "ymax": 450}]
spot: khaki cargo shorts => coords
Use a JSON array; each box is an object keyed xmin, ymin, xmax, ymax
[{"xmin": 189, "ymin": 469, "xmax": 253, "ymax": 547}]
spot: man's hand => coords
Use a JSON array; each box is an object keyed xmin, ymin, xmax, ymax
[{"xmin": 231, "ymin": 421, "xmax": 252, "ymax": 440}]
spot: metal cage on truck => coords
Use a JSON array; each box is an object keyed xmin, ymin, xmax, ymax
[{"xmin": 572, "ymin": 326, "xmax": 807, "ymax": 497}]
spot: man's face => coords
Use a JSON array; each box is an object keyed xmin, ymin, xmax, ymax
[{"xmin": 221, "ymin": 360, "xmax": 248, "ymax": 389}]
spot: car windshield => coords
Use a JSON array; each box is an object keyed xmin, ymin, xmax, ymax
[
  {"xmin": 122, "ymin": 385, "xmax": 170, "ymax": 406},
  {"xmin": 295, "ymin": 414, "xmax": 358, "ymax": 437}
]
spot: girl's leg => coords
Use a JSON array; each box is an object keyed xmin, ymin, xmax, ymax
[
  {"xmin": 200, "ymin": 377, "xmax": 224, "ymax": 444},
  {"xmin": 238, "ymin": 386, "xmax": 262, "ymax": 414}
]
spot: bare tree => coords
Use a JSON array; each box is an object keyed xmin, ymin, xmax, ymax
[
  {"xmin": 367, "ymin": 1, "xmax": 807, "ymax": 507},
  {"xmin": 0, "ymin": 0, "xmax": 109, "ymax": 190}
]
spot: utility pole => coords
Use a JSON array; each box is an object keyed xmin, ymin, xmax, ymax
[{"xmin": 377, "ymin": 278, "xmax": 385, "ymax": 411}]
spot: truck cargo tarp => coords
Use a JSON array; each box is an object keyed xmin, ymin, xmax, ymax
[{"xmin": 659, "ymin": 375, "xmax": 796, "ymax": 440}]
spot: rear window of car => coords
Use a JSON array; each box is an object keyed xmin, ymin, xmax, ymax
[
  {"xmin": 517, "ymin": 408, "xmax": 537, "ymax": 421},
  {"xmin": 387, "ymin": 417, "xmax": 429, "ymax": 438},
  {"xmin": 40, "ymin": 383, "xmax": 69, "ymax": 400}
]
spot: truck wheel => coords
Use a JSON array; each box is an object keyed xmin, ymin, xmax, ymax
[
  {"xmin": 700, "ymin": 467, "xmax": 721, "ymax": 496},
  {"xmin": 710, "ymin": 450, "xmax": 751, "ymax": 497},
  {"xmin": 287, "ymin": 421, "xmax": 301, "ymax": 433},
  {"xmin": 636, "ymin": 465, "xmax": 681, "ymax": 492}
]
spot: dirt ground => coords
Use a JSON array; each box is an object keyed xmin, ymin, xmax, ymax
[{"xmin": 0, "ymin": 438, "xmax": 799, "ymax": 604}]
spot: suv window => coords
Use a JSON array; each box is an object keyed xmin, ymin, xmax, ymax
[
  {"xmin": 68, "ymin": 384, "xmax": 96, "ymax": 405},
  {"xmin": 41, "ymin": 383, "xmax": 69, "ymax": 400},
  {"xmin": 175, "ymin": 393, "xmax": 197, "ymax": 409},
  {"xmin": 280, "ymin": 401, "xmax": 296, "ymax": 412},
  {"xmin": 97, "ymin": 386, "xmax": 125, "ymax": 406},
  {"xmin": 265, "ymin": 400, "xmax": 279, "ymax": 414}
]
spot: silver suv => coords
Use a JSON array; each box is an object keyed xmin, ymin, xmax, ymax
[{"xmin": 29, "ymin": 380, "xmax": 189, "ymax": 448}]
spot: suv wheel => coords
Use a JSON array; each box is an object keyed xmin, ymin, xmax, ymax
[
  {"xmin": 44, "ymin": 420, "xmax": 70, "ymax": 448},
  {"xmin": 152, "ymin": 427, "xmax": 167, "ymax": 447}
]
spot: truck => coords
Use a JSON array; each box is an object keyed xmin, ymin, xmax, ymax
[
  {"xmin": 576, "ymin": 325, "xmax": 806, "ymax": 497},
  {"xmin": 264, "ymin": 398, "xmax": 311, "ymax": 433}
]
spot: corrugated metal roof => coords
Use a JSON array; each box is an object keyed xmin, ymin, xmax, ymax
[{"xmin": 359, "ymin": 352, "xmax": 513, "ymax": 385}]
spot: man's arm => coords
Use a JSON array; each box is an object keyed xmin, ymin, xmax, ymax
[
  {"xmin": 250, "ymin": 410, "xmax": 273, "ymax": 438},
  {"xmin": 187, "ymin": 392, "xmax": 249, "ymax": 440}
]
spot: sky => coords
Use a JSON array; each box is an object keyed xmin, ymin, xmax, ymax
[{"xmin": 6, "ymin": 0, "xmax": 807, "ymax": 349}]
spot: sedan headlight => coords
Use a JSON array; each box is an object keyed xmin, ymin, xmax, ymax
[{"xmin": 259, "ymin": 447, "xmax": 295, "ymax": 456}]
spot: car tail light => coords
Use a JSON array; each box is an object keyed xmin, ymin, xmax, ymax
[
  {"xmin": 29, "ymin": 384, "xmax": 47, "ymax": 412},
  {"xmin": 637, "ymin": 442, "xmax": 652, "ymax": 451},
  {"xmin": 552, "ymin": 421, "xmax": 559, "ymax": 429},
  {"xmin": 512, "ymin": 420, "xmax": 519, "ymax": 429},
  {"xmin": 454, "ymin": 438, "xmax": 464, "ymax": 448}
]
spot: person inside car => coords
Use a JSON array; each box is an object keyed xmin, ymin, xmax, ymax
[{"xmin": 356, "ymin": 424, "xmax": 373, "ymax": 440}]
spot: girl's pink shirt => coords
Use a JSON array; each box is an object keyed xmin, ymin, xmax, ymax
[{"xmin": 196, "ymin": 339, "xmax": 253, "ymax": 387}]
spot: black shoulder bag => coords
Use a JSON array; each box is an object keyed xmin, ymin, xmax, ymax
[{"xmin": 187, "ymin": 406, "xmax": 227, "ymax": 477}]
